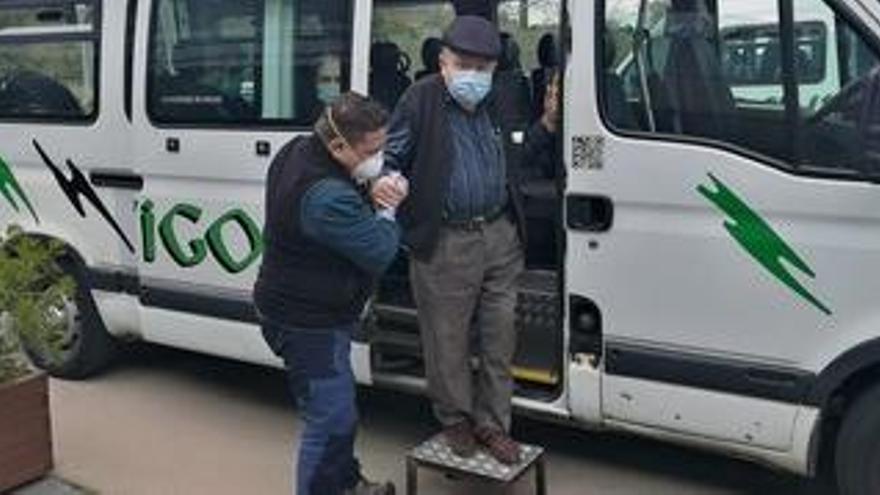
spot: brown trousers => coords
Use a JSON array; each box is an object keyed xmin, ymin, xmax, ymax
[{"xmin": 411, "ymin": 215, "xmax": 524, "ymax": 432}]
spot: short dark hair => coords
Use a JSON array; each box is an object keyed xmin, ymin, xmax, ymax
[{"xmin": 315, "ymin": 92, "xmax": 389, "ymax": 146}]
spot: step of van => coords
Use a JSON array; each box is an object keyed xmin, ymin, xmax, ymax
[
  {"xmin": 371, "ymin": 270, "xmax": 562, "ymax": 388},
  {"xmin": 514, "ymin": 270, "xmax": 562, "ymax": 387}
]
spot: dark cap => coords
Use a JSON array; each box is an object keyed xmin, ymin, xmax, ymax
[{"xmin": 442, "ymin": 16, "xmax": 501, "ymax": 60}]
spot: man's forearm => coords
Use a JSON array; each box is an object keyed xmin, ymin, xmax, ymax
[{"xmin": 301, "ymin": 179, "xmax": 402, "ymax": 277}]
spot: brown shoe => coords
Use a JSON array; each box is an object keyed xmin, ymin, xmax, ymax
[
  {"xmin": 442, "ymin": 421, "xmax": 478, "ymax": 458},
  {"xmin": 475, "ymin": 426, "xmax": 522, "ymax": 465}
]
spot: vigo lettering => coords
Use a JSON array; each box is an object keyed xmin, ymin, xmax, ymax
[{"xmin": 141, "ymin": 201, "xmax": 263, "ymax": 274}]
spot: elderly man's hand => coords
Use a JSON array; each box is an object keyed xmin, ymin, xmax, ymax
[{"xmin": 371, "ymin": 173, "xmax": 409, "ymax": 210}]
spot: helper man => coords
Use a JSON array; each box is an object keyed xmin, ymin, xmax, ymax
[{"xmin": 254, "ymin": 92, "xmax": 406, "ymax": 495}]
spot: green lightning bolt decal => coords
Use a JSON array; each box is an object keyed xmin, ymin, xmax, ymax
[
  {"xmin": 698, "ymin": 173, "xmax": 831, "ymax": 316},
  {"xmin": 0, "ymin": 155, "xmax": 39, "ymax": 224}
]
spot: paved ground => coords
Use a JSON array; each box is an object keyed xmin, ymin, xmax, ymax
[
  {"xmin": 45, "ymin": 345, "xmax": 812, "ymax": 495},
  {"xmin": 11, "ymin": 478, "xmax": 88, "ymax": 495}
]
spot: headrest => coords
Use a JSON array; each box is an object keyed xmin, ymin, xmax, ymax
[
  {"xmin": 421, "ymin": 37, "xmax": 443, "ymax": 72},
  {"xmin": 537, "ymin": 33, "xmax": 558, "ymax": 68},
  {"xmin": 498, "ymin": 32, "xmax": 522, "ymax": 71},
  {"xmin": 371, "ymin": 42, "xmax": 407, "ymax": 72},
  {"xmin": 452, "ymin": 0, "xmax": 493, "ymax": 20},
  {"xmin": 667, "ymin": 0, "xmax": 713, "ymax": 37}
]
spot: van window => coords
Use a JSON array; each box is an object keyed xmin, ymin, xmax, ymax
[
  {"xmin": 602, "ymin": 0, "xmax": 880, "ymax": 177},
  {"xmin": 0, "ymin": 1, "xmax": 99, "ymax": 121},
  {"xmin": 721, "ymin": 22, "xmax": 827, "ymax": 88},
  {"xmin": 497, "ymin": 0, "xmax": 560, "ymax": 73},
  {"xmin": 147, "ymin": 0, "xmax": 353, "ymax": 126},
  {"xmin": 498, "ymin": 0, "xmax": 561, "ymax": 123},
  {"xmin": 369, "ymin": 0, "xmax": 561, "ymax": 118},
  {"xmin": 369, "ymin": 0, "xmax": 455, "ymax": 111}
]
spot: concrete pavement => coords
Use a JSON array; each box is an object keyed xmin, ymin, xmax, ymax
[
  {"xmin": 12, "ymin": 478, "xmax": 88, "ymax": 495},
  {"xmin": 47, "ymin": 345, "xmax": 805, "ymax": 495}
]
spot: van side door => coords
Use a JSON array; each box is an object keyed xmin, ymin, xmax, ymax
[
  {"xmin": 567, "ymin": 0, "xmax": 880, "ymax": 453},
  {"xmin": 0, "ymin": 0, "xmax": 138, "ymax": 305},
  {"xmin": 131, "ymin": 0, "xmax": 359, "ymax": 364}
]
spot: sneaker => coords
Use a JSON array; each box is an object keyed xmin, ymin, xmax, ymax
[
  {"xmin": 474, "ymin": 426, "xmax": 522, "ymax": 465},
  {"xmin": 442, "ymin": 421, "xmax": 478, "ymax": 458},
  {"xmin": 343, "ymin": 476, "xmax": 396, "ymax": 495}
]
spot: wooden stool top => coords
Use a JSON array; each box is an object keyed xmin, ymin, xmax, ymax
[{"xmin": 407, "ymin": 433, "xmax": 544, "ymax": 483}]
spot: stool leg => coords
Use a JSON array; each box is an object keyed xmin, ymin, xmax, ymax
[
  {"xmin": 535, "ymin": 456, "xmax": 547, "ymax": 495},
  {"xmin": 406, "ymin": 458, "xmax": 418, "ymax": 495}
]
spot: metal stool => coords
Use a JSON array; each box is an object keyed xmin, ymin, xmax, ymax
[{"xmin": 405, "ymin": 433, "xmax": 546, "ymax": 495}]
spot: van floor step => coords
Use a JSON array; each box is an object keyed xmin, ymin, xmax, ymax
[
  {"xmin": 371, "ymin": 333, "xmax": 560, "ymax": 387},
  {"xmin": 517, "ymin": 269, "xmax": 558, "ymax": 294},
  {"xmin": 372, "ymin": 269, "xmax": 561, "ymax": 385},
  {"xmin": 514, "ymin": 289, "xmax": 561, "ymax": 383},
  {"xmin": 373, "ymin": 304, "xmax": 418, "ymax": 325},
  {"xmin": 371, "ymin": 328, "xmax": 421, "ymax": 354}
]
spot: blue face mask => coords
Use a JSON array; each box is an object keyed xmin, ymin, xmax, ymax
[
  {"xmin": 447, "ymin": 70, "xmax": 493, "ymax": 109},
  {"xmin": 317, "ymin": 83, "xmax": 340, "ymax": 104}
]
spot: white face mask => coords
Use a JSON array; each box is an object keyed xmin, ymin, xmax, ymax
[{"xmin": 352, "ymin": 152, "xmax": 384, "ymax": 183}]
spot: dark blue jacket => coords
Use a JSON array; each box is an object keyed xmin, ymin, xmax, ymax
[{"xmin": 384, "ymin": 75, "xmax": 525, "ymax": 261}]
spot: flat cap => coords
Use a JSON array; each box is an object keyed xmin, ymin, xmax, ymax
[{"xmin": 442, "ymin": 15, "xmax": 501, "ymax": 59}]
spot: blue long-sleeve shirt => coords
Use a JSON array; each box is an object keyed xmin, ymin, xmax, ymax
[{"xmin": 300, "ymin": 178, "xmax": 401, "ymax": 277}]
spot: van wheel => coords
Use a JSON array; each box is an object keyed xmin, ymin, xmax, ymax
[
  {"xmin": 835, "ymin": 383, "xmax": 880, "ymax": 495},
  {"xmin": 24, "ymin": 254, "xmax": 118, "ymax": 379}
]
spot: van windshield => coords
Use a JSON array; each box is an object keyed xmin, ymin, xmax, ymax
[{"xmin": 603, "ymin": 0, "xmax": 880, "ymax": 177}]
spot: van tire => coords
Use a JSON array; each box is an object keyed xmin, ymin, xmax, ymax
[
  {"xmin": 24, "ymin": 253, "xmax": 118, "ymax": 379},
  {"xmin": 835, "ymin": 383, "xmax": 880, "ymax": 495}
]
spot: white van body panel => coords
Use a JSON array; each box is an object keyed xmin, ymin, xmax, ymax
[
  {"xmin": 567, "ymin": 0, "xmax": 880, "ymax": 476},
  {"xmin": 0, "ymin": 0, "xmax": 878, "ymax": 479},
  {"xmin": 604, "ymin": 375, "xmax": 801, "ymax": 451},
  {"xmin": 605, "ymin": 404, "xmax": 820, "ymax": 475}
]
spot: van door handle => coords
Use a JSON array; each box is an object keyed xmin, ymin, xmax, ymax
[
  {"xmin": 255, "ymin": 140, "xmax": 271, "ymax": 156},
  {"xmin": 566, "ymin": 194, "xmax": 614, "ymax": 232},
  {"xmin": 89, "ymin": 169, "xmax": 144, "ymax": 191}
]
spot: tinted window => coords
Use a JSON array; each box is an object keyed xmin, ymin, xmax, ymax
[
  {"xmin": 370, "ymin": 0, "xmax": 454, "ymax": 110},
  {"xmin": 722, "ymin": 22, "xmax": 826, "ymax": 87},
  {"xmin": 497, "ymin": 0, "xmax": 561, "ymax": 72},
  {"xmin": 0, "ymin": 1, "xmax": 99, "ymax": 120},
  {"xmin": 602, "ymin": 0, "xmax": 880, "ymax": 177},
  {"xmin": 148, "ymin": 0, "xmax": 353, "ymax": 126},
  {"xmin": 797, "ymin": 1, "xmax": 880, "ymax": 174}
]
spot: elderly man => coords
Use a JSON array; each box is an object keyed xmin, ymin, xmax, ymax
[
  {"xmin": 373, "ymin": 16, "xmax": 525, "ymax": 465},
  {"xmin": 254, "ymin": 92, "xmax": 404, "ymax": 495}
]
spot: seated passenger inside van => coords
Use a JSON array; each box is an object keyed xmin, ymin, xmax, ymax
[
  {"xmin": 315, "ymin": 54, "xmax": 345, "ymax": 106},
  {"xmin": 295, "ymin": 53, "xmax": 349, "ymax": 122}
]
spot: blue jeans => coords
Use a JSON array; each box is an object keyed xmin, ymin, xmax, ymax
[{"xmin": 261, "ymin": 320, "xmax": 361, "ymax": 495}]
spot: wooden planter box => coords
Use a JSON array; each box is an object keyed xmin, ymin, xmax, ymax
[{"xmin": 0, "ymin": 373, "xmax": 53, "ymax": 492}]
